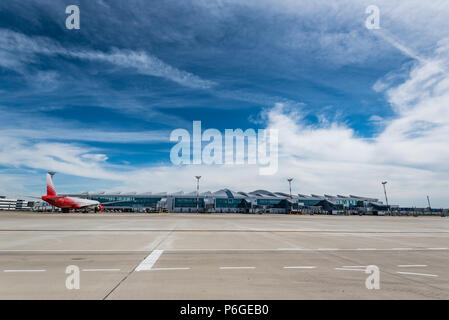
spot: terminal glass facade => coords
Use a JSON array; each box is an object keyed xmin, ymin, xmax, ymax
[
  {"xmin": 215, "ymin": 198, "xmax": 251, "ymax": 208},
  {"xmin": 174, "ymin": 197, "xmax": 205, "ymax": 208},
  {"xmin": 257, "ymin": 199, "xmax": 289, "ymax": 208},
  {"xmin": 335, "ymin": 199, "xmax": 358, "ymax": 206},
  {"xmin": 301, "ymin": 199, "xmax": 321, "ymax": 206},
  {"xmin": 91, "ymin": 196, "xmax": 161, "ymax": 208}
]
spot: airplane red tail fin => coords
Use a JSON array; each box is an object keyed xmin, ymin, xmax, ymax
[{"xmin": 46, "ymin": 172, "xmax": 57, "ymax": 196}]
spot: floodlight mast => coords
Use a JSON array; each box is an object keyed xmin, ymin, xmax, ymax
[
  {"xmin": 382, "ymin": 181, "xmax": 389, "ymax": 214},
  {"xmin": 195, "ymin": 176, "xmax": 201, "ymax": 214},
  {"xmin": 287, "ymin": 178, "xmax": 294, "ymax": 214}
]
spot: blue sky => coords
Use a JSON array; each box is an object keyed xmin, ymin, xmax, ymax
[{"xmin": 1, "ymin": 1, "xmax": 449, "ymax": 207}]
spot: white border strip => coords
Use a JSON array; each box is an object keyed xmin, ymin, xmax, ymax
[
  {"xmin": 220, "ymin": 266, "xmax": 256, "ymax": 270},
  {"xmin": 0, "ymin": 247, "xmax": 447, "ymax": 253},
  {"xmin": 397, "ymin": 271, "xmax": 438, "ymax": 277},
  {"xmin": 397, "ymin": 265, "xmax": 427, "ymax": 268},
  {"xmin": 82, "ymin": 269, "xmax": 121, "ymax": 272},
  {"xmin": 335, "ymin": 268, "xmax": 365, "ymax": 271},
  {"xmin": 4, "ymin": 269, "xmax": 46, "ymax": 273},
  {"xmin": 151, "ymin": 267, "xmax": 191, "ymax": 271}
]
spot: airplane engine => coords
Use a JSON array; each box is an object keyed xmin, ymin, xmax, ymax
[{"xmin": 94, "ymin": 205, "xmax": 104, "ymax": 213}]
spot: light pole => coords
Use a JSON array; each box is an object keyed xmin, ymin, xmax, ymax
[
  {"xmin": 382, "ymin": 181, "xmax": 389, "ymax": 214},
  {"xmin": 287, "ymin": 178, "xmax": 293, "ymax": 214},
  {"xmin": 195, "ymin": 176, "xmax": 201, "ymax": 214},
  {"xmin": 287, "ymin": 178, "xmax": 293, "ymax": 198}
]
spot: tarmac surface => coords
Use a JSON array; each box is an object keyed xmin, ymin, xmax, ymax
[{"xmin": 0, "ymin": 211, "xmax": 448, "ymax": 299}]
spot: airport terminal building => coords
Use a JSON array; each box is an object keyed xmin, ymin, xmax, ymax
[
  {"xmin": 61, "ymin": 189, "xmax": 387, "ymax": 214},
  {"xmin": 0, "ymin": 196, "xmax": 32, "ymax": 211}
]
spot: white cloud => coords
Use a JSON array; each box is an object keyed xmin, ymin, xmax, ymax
[
  {"xmin": 368, "ymin": 115, "xmax": 383, "ymax": 122},
  {"xmin": 0, "ymin": 28, "xmax": 215, "ymax": 89},
  {"xmin": 0, "ymin": 128, "xmax": 169, "ymax": 144},
  {"xmin": 71, "ymin": 49, "xmax": 216, "ymax": 89},
  {"xmin": 0, "ymin": 137, "xmax": 123, "ymax": 181},
  {"xmin": 2, "ymin": 39, "xmax": 449, "ymax": 207},
  {"xmin": 1, "ymin": 1, "xmax": 449, "ymax": 208},
  {"xmin": 0, "ymin": 106, "xmax": 171, "ymax": 144},
  {"xmin": 81, "ymin": 153, "xmax": 109, "ymax": 162},
  {"xmin": 257, "ymin": 36, "xmax": 449, "ymax": 207}
]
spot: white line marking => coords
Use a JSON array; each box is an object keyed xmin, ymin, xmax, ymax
[
  {"xmin": 342, "ymin": 266, "xmax": 367, "ymax": 268},
  {"xmin": 82, "ymin": 269, "xmax": 121, "ymax": 272},
  {"xmin": 397, "ymin": 271, "xmax": 438, "ymax": 277},
  {"xmin": 0, "ymin": 249, "xmax": 150, "ymax": 252},
  {"xmin": 335, "ymin": 268, "xmax": 365, "ymax": 271},
  {"xmin": 397, "ymin": 265, "xmax": 427, "ymax": 268},
  {"xmin": 135, "ymin": 249, "xmax": 164, "ymax": 271},
  {"xmin": 220, "ymin": 266, "xmax": 256, "ymax": 270},
  {"xmin": 151, "ymin": 267, "xmax": 191, "ymax": 271},
  {"xmin": 4, "ymin": 269, "xmax": 46, "ymax": 273},
  {"xmin": 277, "ymin": 248, "xmax": 311, "ymax": 251},
  {"xmin": 0, "ymin": 247, "xmax": 446, "ymax": 253},
  {"xmin": 283, "ymin": 266, "xmax": 316, "ymax": 269}
]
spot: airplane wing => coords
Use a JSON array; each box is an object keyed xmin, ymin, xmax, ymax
[
  {"xmin": 44, "ymin": 196, "xmax": 65, "ymax": 201},
  {"xmin": 80, "ymin": 200, "xmax": 130, "ymax": 209},
  {"xmin": 28, "ymin": 196, "xmax": 64, "ymax": 200},
  {"xmin": 99, "ymin": 200, "xmax": 130, "ymax": 205}
]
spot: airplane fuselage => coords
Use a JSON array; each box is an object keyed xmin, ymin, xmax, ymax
[{"xmin": 42, "ymin": 195, "xmax": 100, "ymax": 209}]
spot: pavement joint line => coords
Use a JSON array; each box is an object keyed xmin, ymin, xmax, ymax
[
  {"xmin": 102, "ymin": 227, "xmax": 173, "ymax": 300},
  {"xmin": 220, "ymin": 267, "xmax": 256, "ymax": 270},
  {"xmin": 427, "ymin": 248, "xmax": 448, "ymax": 250},
  {"xmin": 397, "ymin": 271, "xmax": 438, "ymax": 277},
  {"xmin": 397, "ymin": 265, "xmax": 427, "ymax": 268},
  {"xmin": 3, "ymin": 269, "xmax": 46, "ymax": 272},
  {"xmin": 283, "ymin": 266, "xmax": 316, "ymax": 269},
  {"xmin": 103, "ymin": 232, "xmax": 171, "ymax": 300},
  {"xmin": 390, "ymin": 248, "xmax": 414, "ymax": 250},
  {"xmin": 135, "ymin": 249, "xmax": 164, "ymax": 271},
  {"xmin": 82, "ymin": 269, "xmax": 121, "ymax": 272}
]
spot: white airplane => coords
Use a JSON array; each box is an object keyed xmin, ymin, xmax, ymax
[{"xmin": 40, "ymin": 172, "xmax": 122, "ymax": 213}]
